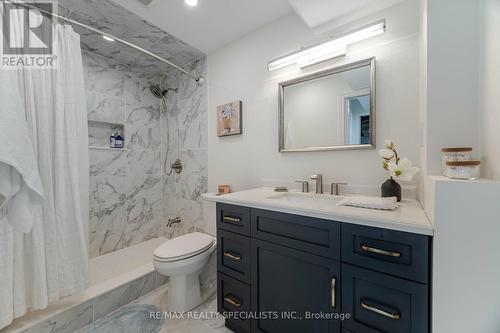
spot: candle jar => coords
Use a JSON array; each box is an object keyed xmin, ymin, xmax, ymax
[
  {"xmin": 441, "ymin": 147, "xmax": 472, "ymax": 175},
  {"xmin": 445, "ymin": 161, "xmax": 480, "ymax": 180}
]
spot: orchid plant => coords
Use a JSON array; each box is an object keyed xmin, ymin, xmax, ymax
[{"xmin": 379, "ymin": 140, "xmax": 419, "ymax": 182}]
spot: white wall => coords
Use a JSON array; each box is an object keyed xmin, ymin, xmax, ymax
[
  {"xmin": 480, "ymin": 0, "xmax": 500, "ymax": 180},
  {"xmin": 429, "ymin": 177, "xmax": 500, "ymax": 333},
  {"xmin": 418, "ymin": 0, "xmax": 427, "ymax": 201},
  {"xmin": 207, "ymin": 0, "xmax": 421, "ymax": 192},
  {"xmin": 425, "ymin": 0, "xmax": 482, "ymax": 175}
]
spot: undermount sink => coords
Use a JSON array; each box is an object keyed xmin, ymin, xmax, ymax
[{"xmin": 266, "ymin": 192, "xmax": 343, "ymax": 208}]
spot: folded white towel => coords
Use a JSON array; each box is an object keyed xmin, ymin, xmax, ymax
[
  {"xmin": 337, "ymin": 196, "xmax": 398, "ymax": 210},
  {"xmin": 0, "ymin": 71, "xmax": 44, "ymax": 232}
]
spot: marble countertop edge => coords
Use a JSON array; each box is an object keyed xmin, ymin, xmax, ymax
[{"xmin": 202, "ymin": 188, "xmax": 433, "ymax": 236}]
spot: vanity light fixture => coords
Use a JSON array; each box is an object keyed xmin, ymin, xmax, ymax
[
  {"xmin": 185, "ymin": 0, "xmax": 198, "ymax": 7},
  {"xmin": 102, "ymin": 35, "xmax": 115, "ymax": 42},
  {"xmin": 268, "ymin": 20, "xmax": 386, "ymax": 71}
]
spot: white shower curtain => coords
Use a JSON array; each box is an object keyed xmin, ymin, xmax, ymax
[{"xmin": 0, "ymin": 18, "xmax": 89, "ymax": 328}]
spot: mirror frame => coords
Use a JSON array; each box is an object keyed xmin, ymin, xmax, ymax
[{"xmin": 278, "ymin": 57, "xmax": 376, "ymax": 152}]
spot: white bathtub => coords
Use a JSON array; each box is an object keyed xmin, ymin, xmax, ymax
[{"xmin": 88, "ymin": 237, "xmax": 166, "ymax": 286}]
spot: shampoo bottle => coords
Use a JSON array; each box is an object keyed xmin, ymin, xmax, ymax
[
  {"xmin": 110, "ymin": 132, "xmax": 116, "ymax": 148},
  {"xmin": 115, "ymin": 130, "xmax": 124, "ymax": 148}
]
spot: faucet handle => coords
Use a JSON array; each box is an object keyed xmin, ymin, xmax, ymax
[
  {"xmin": 310, "ymin": 173, "xmax": 322, "ymax": 180},
  {"xmin": 330, "ymin": 182, "xmax": 348, "ymax": 195},
  {"xmin": 295, "ymin": 180, "xmax": 309, "ymax": 193}
]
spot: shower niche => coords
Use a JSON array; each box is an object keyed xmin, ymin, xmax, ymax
[{"xmin": 88, "ymin": 120, "xmax": 127, "ymax": 151}]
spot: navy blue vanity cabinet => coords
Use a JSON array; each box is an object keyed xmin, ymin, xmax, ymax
[
  {"xmin": 218, "ymin": 229, "xmax": 252, "ymax": 284},
  {"xmin": 217, "ymin": 203, "xmax": 251, "ymax": 236},
  {"xmin": 215, "ymin": 203, "xmax": 432, "ymax": 333},
  {"xmin": 341, "ymin": 224, "xmax": 430, "ymax": 284},
  {"xmin": 251, "ymin": 208, "xmax": 341, "ymax": 260},
  {"xmin": 218, "ymin": 272, "xmax": 252, "ymax": 333},
  {"xmin": 342, "ymin": 264, "xmax": 428, "ymax": 333},
  {"xmin": 251, "ymin": 239, "xmax": 341, "ymax": 333}
]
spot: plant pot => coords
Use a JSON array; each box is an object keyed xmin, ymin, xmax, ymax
[{"xmin": 381, "ymin": 177, "xmax": 401, "ymax": 202}]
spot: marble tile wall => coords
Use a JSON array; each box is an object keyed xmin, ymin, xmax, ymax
[
  {"xmin": 84, "ymin": 51, "xmax": 164, "ymax": 257},
  {"xmin": 85, "ymin": 51, "xmax": 209, "ymax": 258},
  {"xmin": 161, "ymin": 58, "xmax": 208, "ymax": 239},
  {"xmin": 58, "ymin": 0, "xmax": 204, "ymax": 73}
]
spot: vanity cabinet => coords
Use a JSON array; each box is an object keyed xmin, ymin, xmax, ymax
[
  {"xmin": 216, "ymin": 203, "xmax": 431, "ymax": 333},
  {"xmin": 251, "ymin": 239, "xmax": 341, "ymax": 333}
]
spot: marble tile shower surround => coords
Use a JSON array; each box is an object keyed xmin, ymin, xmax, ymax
[
  {"xmin": 161, "ymin": 58, "xmax": 209, "ymax": 239},
  {"xmin": 85, "ymin": 51, "xmax": 209, "ymax": 257},
  {"xmin": 57, "ymin": 0, "xmax": 205, "ymax": 74},
  {"xmin": 85, "ymin": 50, "xmax": 165, "ymax": 257}
]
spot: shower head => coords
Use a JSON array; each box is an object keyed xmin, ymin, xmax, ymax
[{"xmin": 150, "ymin": 85, "xmax": 178, "ymax": 99}]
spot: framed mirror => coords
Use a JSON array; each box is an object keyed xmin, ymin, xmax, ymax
[{"xmin": 279, "ymin": 58, "xmax": 376, "ymax": 152}]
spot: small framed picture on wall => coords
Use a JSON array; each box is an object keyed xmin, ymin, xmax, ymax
[{"xmin": 217, "ymin": 101, "xmax": 242, "ymax": 137}]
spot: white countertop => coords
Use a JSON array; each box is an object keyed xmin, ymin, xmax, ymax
[{"xmin": 202, "ymin": 188, "xmax": 433, "ymax": 236}]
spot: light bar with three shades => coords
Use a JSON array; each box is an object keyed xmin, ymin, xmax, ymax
[{"xmin": 267, "ymin": 20, "xmax": 386, "ymax": 71}]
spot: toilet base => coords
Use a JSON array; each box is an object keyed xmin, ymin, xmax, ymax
[{"xmin": 168, "ymin": 273, "xmax": 201, "ymax": 312}]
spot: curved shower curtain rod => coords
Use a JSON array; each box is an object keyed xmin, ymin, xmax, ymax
[{"xmin": 13, "ymin": 2, "xmax": 203, "ymax": 82}]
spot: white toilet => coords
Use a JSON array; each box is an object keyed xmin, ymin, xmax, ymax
[{"xmin": 153, "ymin": 232, "xmax": 216, "ymax": 312}]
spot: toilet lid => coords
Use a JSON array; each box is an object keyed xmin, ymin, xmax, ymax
[{"xmin": 154, "ymin": 232, "xmax": 215, "ymax": 262}]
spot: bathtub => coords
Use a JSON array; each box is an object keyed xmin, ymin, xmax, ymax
[
  {"xmin": 88, "ymin": 237, "xmax": 166, "ymax": 286},
  {"xmin": 3, "ymin": 237, "xmax": 167, "ymax": 333}
]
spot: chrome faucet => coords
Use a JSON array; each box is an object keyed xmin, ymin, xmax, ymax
[
  {"xmin": 295, "ymin": 180, "xmax": 309, "ymax": 193},
  {"xmin": 330, "ymin": 182, "xmax": 348, "ymax": 195},
  {"xmin": 310, "ymin": 174, "xmax": 323, "ymax": 194},
  {"xmin": 167, "ymin": 217, "xmax": 181, "ymax": 227}
]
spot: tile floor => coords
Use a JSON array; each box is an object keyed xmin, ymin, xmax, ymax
[{"xmin": 79, "ymin": 285, "xmax": 232, "ymax": 333}]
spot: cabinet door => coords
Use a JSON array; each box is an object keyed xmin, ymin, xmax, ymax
[{"xmin": 251, "ymin": 239, "xmax": 341, "ymax": 333}]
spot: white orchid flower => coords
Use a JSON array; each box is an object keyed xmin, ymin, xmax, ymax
[
  {"xmin": 387, "ymin": 158, "xmax": 419, "ymax": 182},
  {"xmin": 379, "ymin": 149, "xmax": 394, "ymax": 160},
  {"xmin": 385, "ymin": 140, "xmax": 394, "ymax": 149}
]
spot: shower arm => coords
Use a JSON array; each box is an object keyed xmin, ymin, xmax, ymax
[{"xmin": 11, "ymin": 2, "xmax": 203, "ymax": 83}]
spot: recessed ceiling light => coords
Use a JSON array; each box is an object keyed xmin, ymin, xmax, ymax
[
  {"xmin": 102, "ymin": 35, "xmax": 115, "ymax": 42},
  {"xmin": 185, "ymin": 0, "xmax": 198, "ymax": 7}
]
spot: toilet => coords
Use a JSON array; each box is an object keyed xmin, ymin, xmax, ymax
[{"xmin": 153, "ymin": 232, "xmax": 216, "ymax": 312}]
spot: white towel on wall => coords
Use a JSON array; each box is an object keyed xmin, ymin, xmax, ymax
[{"xmin": 0, "ymin": 71, "xmax": 44, "ymax": 233}]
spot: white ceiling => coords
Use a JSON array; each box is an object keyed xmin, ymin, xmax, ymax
[
  {"xmin": 111, "ymin": 0, "xmax": 293, "ymax": 54},
  {"xmin": 288, "ymin": 0, "xmax": 380, "ymax": 28},
  {"xmin": 111, "ymin": 0, "xmax": 406, "ymax": 54},
  {"xmin": 290, "ymin": 0, "xmax": 406, "ymax": 33}
]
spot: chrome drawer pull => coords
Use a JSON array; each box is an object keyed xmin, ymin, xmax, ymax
[
  {"xmin": 224, "ymin": 295, "xmax": 242, "ymax": 307},
  {"xmin": 361, "ymin": 244, "xmax": 401, "ymax": 258},
  {"xmin": 361, "ymin": 300, "xmax": 401, "ymax": 320},
  {"xmin": 224, "ymin": 251, "xmax": 242, "ymax": 261},
  {"xmin": 331, "ymin": 277, "xmax": 336, "ymax": 309},
  {"xmin": 223, "ymin": 216, "xmax": 241, "ymax": 223}
]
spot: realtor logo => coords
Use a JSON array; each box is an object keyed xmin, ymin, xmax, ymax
[{"xmin": 1, "ymin": 1, "xmax": 56, "ymax": 68}]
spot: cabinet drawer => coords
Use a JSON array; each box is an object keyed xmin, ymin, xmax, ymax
[
  {"xmin": 217, "ymin": 230, "xmax": 251, "ymax": 283},
  {"xmin": 341, "ymin": 224, "xmax": 430, "ymax": 283},
  {"xmin": 251, "ymin": 209, "xmax": 340, "ymax": 259},
  {"xmin": 217, "ymin": 272, "xmax": 251, "ymax": 333},
  {"xmin": 217, "ymin": 203, "xmax": 251, "ymax": 236},
  {"xmin": 342, "ymin": 264, "xmax": 428, "ymax": 333}
]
